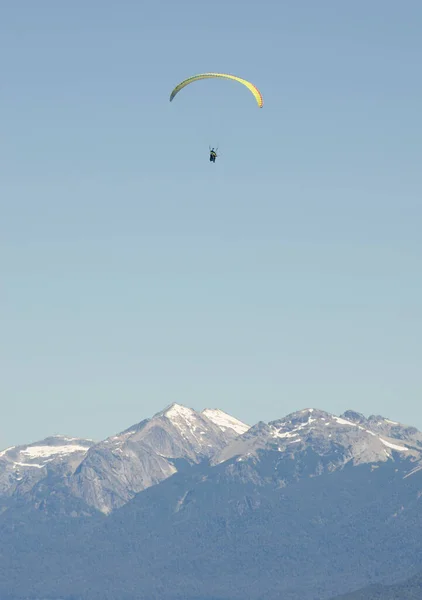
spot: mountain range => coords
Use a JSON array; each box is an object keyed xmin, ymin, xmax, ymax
[{"xmin": 1, "ymin": 403, "xmax": 422, "ymax": 600}]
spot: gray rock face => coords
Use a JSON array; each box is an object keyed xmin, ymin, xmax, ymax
[
  {"xmin": 341, "ymin": 410, "xmax": 422, "ymax": 445},
  {"xmin": 1, "ymin": 406, "xmax": 420, "ymax": 518},
  {"xmin": 0, "ymin": 404, "xmax": 250, "ymax": 517},
  {"xmin": 1, "ymin": 405, "xmax": 422, "ymax": 600},
  {"xmin": 0, "ymin": 435, "xmax": 93, "ymax": 511},
  {"xmin": 213, "ymin": 408, "xmax": 422, "ymax": 485},
  {"xmin": 69, "ymin": 403, "xmax": 245, "ymax": 513}
]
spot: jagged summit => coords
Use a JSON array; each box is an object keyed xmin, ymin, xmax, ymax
[
  {"xmin": 160, "ymin": 403, "xmax": 206, "ymax": 433},
  {"xmin": 341, "ymin": 410, "xmax": 367, "ymax": 424},
  {"xmin": 69, "ymin": 402, "xmax": 243, "ymax": 514},
  {"xmin": 2, "ymin": 403, "xmax": 422, "ymax": 600},
  {"xmin": 214, "ymin": 407, "xmax": 422, "ymax": 473},
  {"xmin": 155, "ymin": 403, "xmax": 250, "ymax": 437},
  {"xmin": 268, "ymin": 407, "xmax": 421, "ymax": 456},
  {"xmin": 157, "ymin": 402, "xmax": 195, "ymax": 419},
  {"xmin": 2, "ymin": 403, "xmax": 422, "ymax": 518},
  {"xmin": 154, "ymin": 402, "xmax": 235, "ymax": 448}
]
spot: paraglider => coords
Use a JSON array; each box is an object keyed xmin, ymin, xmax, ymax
[{"xmin": 169, "ymin": 72, "xmax": 263, "ymax": 163}]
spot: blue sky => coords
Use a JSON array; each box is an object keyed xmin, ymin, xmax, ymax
[{"xmin": 1, "ymin": 1, "xmax": 421, "ymax": 448}]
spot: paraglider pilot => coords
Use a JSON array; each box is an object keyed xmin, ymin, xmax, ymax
[{"xmin": 210, "ymin": 148, "xmax": 217, "ymax": 163}]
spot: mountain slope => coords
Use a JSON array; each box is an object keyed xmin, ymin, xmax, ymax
[
  {"xmin": 212, "ymin": 408, "xmax": 422, "ymax": 481},
  {"xmin": 2, "ymin": 451, "xmax": 422, "ymax": 600},
  {"xmin": 0, "ymin": 435, "xmax": 93, "ymax": 513},
  {"xmin": 201, "ymin": 408, "xmax": 250, "ymax": 435},
  {"xmin": 69, "ymin": 403, "xmax": 246, "ymax": 513},
  {"xmin": 1, "ymin": 406, "xmax": 422, "ymax": 600}
]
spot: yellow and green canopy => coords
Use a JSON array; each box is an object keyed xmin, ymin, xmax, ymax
[{"xmin": 170, "ymin": 73, "xmax": 263, "ymax": 108}]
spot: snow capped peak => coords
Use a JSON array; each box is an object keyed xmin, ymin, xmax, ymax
[
  {"xmin": 255, "ymin": 407, "xmax": 422, "ymax": 466},
  {"xmin": 202, "ymin": 409, "xmax": 250, "ymax": 435},
  {"xmin": 270, "ymin": 408, "xmax": 331, "ymax": 430},
  {"xmin": 159, "ymin": 404, "xmax": 205, "ymax": 438},
  {"xmin": 159, "ymin": 404, "xmax": 250, "ymax": 437},
  {"xmin": 269, "ymin": 408, "xmax": 408, "ymax": 438},
  {"xmin": 213, "ymin": 407, "xmax": 422, "ymax": 477},
  {"xmin": 152, "ymin": 402, "xmax": 234, "ymax": 452},
  {"xmin": 0, "ymin": 436, "xmax": 94, "ymax": 501},
  {"xmin": 0, "ymin": 437, "xmax": 93, "ymax": 471},
  {"xmin": 163, "ymin": 403, "xmax": 197, "ymax": 421},
  {"xmin": 70, "ymin": 403, "xmax": 240, "ymax": 514}
]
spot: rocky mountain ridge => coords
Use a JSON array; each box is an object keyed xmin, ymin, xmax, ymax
[
  {"xmin": 2, "ymin": 405, "xmax": 422, "ymax": 516},
  {"xmin": 1, "ymin": 404, "xmax": 422, "ymax": 599},
  {"xmin": 0, "ymin": 404, "xmax": 250, "ymax": 514}
]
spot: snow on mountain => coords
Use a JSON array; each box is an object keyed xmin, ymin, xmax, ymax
[
  {"xmin": 17, "ymin": 441, "xmax": 91, "ymax": 462},
  {"xmin": 3, "ymin": 405, "xmax": 422, "ymax": 600},
  {"xmin": 0, "ymin": 435, "xmax": 92, "ymax": 469},
  {"xmin": 202, "ymin": 408, "xmax": 250, "ymax": 435},
  {"xmin": 379, "ymin": 437, "xmax": 408, "ymax": 451},
  {"xmin": 212, "ymin": 408, "xmax": 422, "ymax": 478},
  {"xmin": 0, "ymin": 435, "xmax": 93, "ymax": 499},
  {"xmin": 69, "ymin": 403, "xmax": 242, "ymax": 514},
  {"xmin": 0, "ymin": 447, "xmax": 14, "ymax": 458},
  {"xmin": 267, "ymin": 408, "xmax": 422, "ymax": 460},
  {"xmin": 3, "ymin": 404, "xmax": 421, "ymax": 519}
]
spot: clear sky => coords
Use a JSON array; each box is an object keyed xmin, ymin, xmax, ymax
[{"xmin": 1, "ymin": 1, "xmax": 421, "ymax": 449}]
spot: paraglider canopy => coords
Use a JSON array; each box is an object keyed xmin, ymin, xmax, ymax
[{"xmin": 169, "ymin": 73, "xmax": 264, "ymax": 108}]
